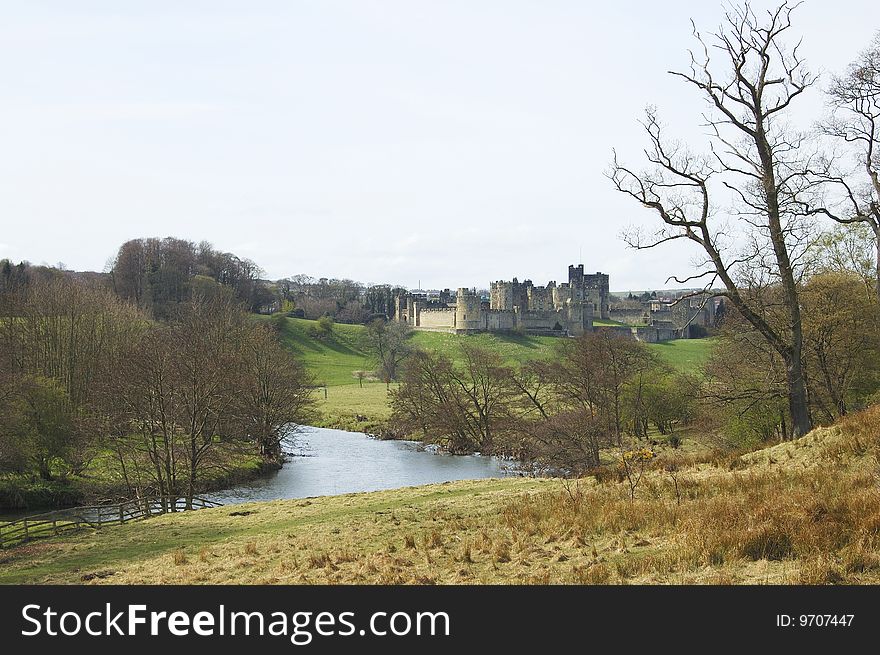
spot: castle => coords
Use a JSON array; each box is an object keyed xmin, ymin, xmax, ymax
[{"xmin": 393, "ymin": 265, "xmax": 609, "ymax": 337}]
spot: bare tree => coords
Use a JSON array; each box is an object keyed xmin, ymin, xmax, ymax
[
  {"xmin": 233, "ymin": 324, "xmax": 316, "ymax": 463},
  {"xmin": 816, "ymin": 32, "xmax": 880, "ymax": 298},
  {"xmin": 553, "ymin": 331, "xmax": 655, "ymax": 446},
  {"xmin": 609, "ymin": 1, "xmax": 821, "ymax": 437},
  {"xmin": 390, "ymin": 344, "xmax": 513, "ymax": 454},
  {"xmin": 362, "ymin": 318, "xmax": 411, "ymax": 382}
]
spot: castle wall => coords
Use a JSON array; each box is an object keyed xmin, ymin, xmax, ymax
[
  {"xmin": 610, "ymin": 302, "xmax": 713, "ymax": 331},
  {"xmin": 552, "ymin": 285, "xmax": 567, "ymax": 310},
  {"xmin": 527, "ymin": 286, "xmax": 553, "ymax": 312},
  {"xmin": 486, "ymin": 310, "xmax": 516, "ymax": 331},
  {"xmin": 600, "ymin": 325, "xmax": 679, "ymax": 343},
  {"xmin": 668, "ymin": 301, "xmax": 714, "ymax": 328},
  {"xmin": 519, "ymin": 309, "xmax": 568, "ymax": 333},
  {"xmin": 651, "ymin": 308, "xmax": 674, "ymax": 324},
  {"xmin": 609, "ymin": 308, "xmax": 649, "ymax": 325},
  {"xmin": 417, "ymin": 307, "xmax": 455, "ymax": 329}
]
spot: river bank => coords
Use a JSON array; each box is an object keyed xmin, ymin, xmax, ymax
[
  {"xmin": 2, "ymin": 411, "xmax": 875, "ymax": 585},
  {"xmin": 311, "ymin": 382, "xmax": 401, "ymax": 438},
  {"xmin": 207, "ymin": 427, "xmax": 518, "ymax": 505},
  {"xmin": 0, "ymin": 454, "xmax": 270, "ymax": 515}
]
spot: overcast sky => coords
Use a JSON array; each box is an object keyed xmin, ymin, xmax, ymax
[{"xmin": 0, "ymin": 1, "xmax": 876, "ymax": 291}]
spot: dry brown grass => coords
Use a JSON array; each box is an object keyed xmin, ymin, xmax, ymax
[
  {"xmin": 6, "ymin": 406, "xmax": 880, "ymax": 585},
  {"xmin": 493, "ymin": 406, "xmax": 880, "ymax": 583}
]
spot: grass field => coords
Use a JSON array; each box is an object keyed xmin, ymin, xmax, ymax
[
  {"xmin": 267, "ymin": 317, "xmax": 715, "ymax": 430},
  {"xmin": 269, "ymin": 317, "xmax": 373, "ymax": 387},
  {"xmin": 650, "ymin": 337, "xmax": 716, "ymax": 372},
  {"xmin": 270, "ymin": 317, "xmax": 564, "ymax": 386},
  {"xmin": 274, "ymin": 317, "xmax": 714, "ymax": 383},
  {"xmin": 4, "ymin": 405, "xmax": 879, "ymax": 584}
]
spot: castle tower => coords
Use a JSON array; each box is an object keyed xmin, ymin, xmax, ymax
[
  {"xmin": 516, "ymin": 278, "xmax": 532, "ymax": 310},
  {"xmin": 490, "ymin": 281, "xmax": 514, "ymax": 311},
  {"xmin": 406, "ymin": 296, "xmax": 416, "ymax": 327},
  {"xmin": 394, "ymin": 295, "xmax": 408, "ymax": 323},
  {"xmin": 584, "ymin": 272, "xmax": 610, "ymax": 320},
  {"xmin": 455, "ymin": 288, "xmax": 483, "ymax": 333},
  {"xmin": 568, "ymin": 264, "xmax": 585, "ymax": 302}
]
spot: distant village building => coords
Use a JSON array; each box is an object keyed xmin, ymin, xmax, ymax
[{"xmin": 608, "ymin": 293, "xmax": 717, "ymax": 338}]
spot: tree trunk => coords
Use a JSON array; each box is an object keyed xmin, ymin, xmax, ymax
[
  {"xmin": 37, "ymin": 458, "xmax": 52, "ymax": 481},
  {"xmin": 785, "ymin": 350, "xmax": 811, "ymax": 438},
  {"xmin": 873, "ymin": 224, "xmax": 880, "ymax": 303}
]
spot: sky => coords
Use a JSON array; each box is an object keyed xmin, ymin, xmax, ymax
[{"xmin": 0, "ymin": 1, "xmax": 876, "ymax": 291}]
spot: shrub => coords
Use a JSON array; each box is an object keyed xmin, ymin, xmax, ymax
[
  {"xmin": 308, "ymin": 316, "xmax": 335, "ymax": 341},
  {"xmin": 269, "ymin": 313, "xmax": 287, "ymax": 333}
]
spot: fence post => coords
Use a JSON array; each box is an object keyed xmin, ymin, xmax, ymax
[
  {"xmin": 52, "ymin": 518, "xmax": 58, "ymax": 535},
  {"xmin": 23, "ymin": 519, "xmax": 28, "ymax": 543},
  {"xmin": 119, "ymin": 504, "xmax": 124, "ymax": 524}
]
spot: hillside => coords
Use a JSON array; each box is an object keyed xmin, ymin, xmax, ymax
[
  {"xmin": 273, "ymin": 317, "xmax": 715, "ymax": 383},
  {"xmin": 268, "ymin": 317, "xmax": 716, "ymax": 431},
  {"xmin": 3, "ymin": 405, "xmax": 877, "ymax": 585}
]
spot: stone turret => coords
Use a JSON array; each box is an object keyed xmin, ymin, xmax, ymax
[
  {"xmin": 455, "ymin": 288, "xmax": 483, "ymax": 332},
  {"xmin": 562, "ymin": 297, "xmax": 593, "ymax": 336},
  {"xmin": 406, "ymin": 296, "xmax": 415, "ymax": 326},
  {"xmin": 568, "ymin": 264, "xmax": 585, "ymax": 302},
  {"xmin": 490, "ymin": 281, "xmax": 514, "ymax": 311},
  {"xmin": 583, "ymin": 272, "xmax": 610, "ymax": 319}
]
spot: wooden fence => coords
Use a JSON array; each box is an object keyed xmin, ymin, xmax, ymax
[{"xmin": 0, "ymin": 495, "xmax": 223, "ymax": 549}]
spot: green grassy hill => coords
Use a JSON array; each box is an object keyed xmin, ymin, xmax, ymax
[
  {"xmin": 269, "ymin": 317, "xmax": 371, "ymax": 387},
  {"xmin": 265, "ymin": 316, "xmax": 715, "ymax": 431},
  {"xmin": 272, "ymin": 317, "xmax": 714, "ymax": 383},
  {"xmin": 648, "ymin": 338, "xmax": 717, "ymax": 371},
  {"xmin": 4, "ymin": 405, "xmax": 877, "ymax": 585}
]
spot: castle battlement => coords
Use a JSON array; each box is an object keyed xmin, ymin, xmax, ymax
[{"xmin": 394, "ymin": 264, "xmax": 603, "ymax": 336}]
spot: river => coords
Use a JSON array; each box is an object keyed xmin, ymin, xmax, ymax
[{"xmin": 207, "ymin": 426, "xmax": 519, "ymax": 505}]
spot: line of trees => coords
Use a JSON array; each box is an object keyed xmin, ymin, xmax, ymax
[
  {"xmin": 0, "ymin": 270, "xmax": 314, "ymax": 505},
  {"xmin": 390, "ymin": 332, "xmax": 692, "ymax": 474},
  {"xmin": 111, "ymin": 237, "xmax": 277, "ymax": 319},
  {"xmin": 109, "ymin": 238, "xmax": 412, "ymax": 326},
  {"xmin": 278, "ymin": 275, "xmax": 407, "ymax": 323}
]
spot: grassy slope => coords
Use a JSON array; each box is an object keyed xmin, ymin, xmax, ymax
[
  {"xmin": 649, "ymin": 337, "xmax": 716, "ymax": 371},
  {"xmin": 4, "ymin": 405, "xmax": 879, "ymax": 585},
  {"xmin": 270, "ymin": 317, "xmax": 715, "ymax": 429},
  {"xmin": 275, "ymin": 317, "xmax": 714, "ymax": 384},
  {"xmin": 271, "ymin": 317, "xmax": 372, "ymax": 387},
  {"xmin": 273, "ymin": 317, "xmax": 564, "ymax": 386}
]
